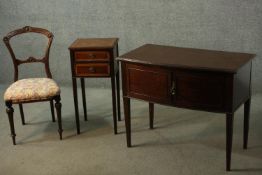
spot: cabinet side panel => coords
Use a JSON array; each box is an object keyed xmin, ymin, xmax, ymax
[
  {"xmin": 70, "ymin": 50, "xmax": 76, "ymax": 77},
  {"xmin": 233, "ymin": 61, "xmax": 252, "ymax": 111},
  {"xmin": 121, "ymin": 62, "xmax": 128, "ymax": 97}
]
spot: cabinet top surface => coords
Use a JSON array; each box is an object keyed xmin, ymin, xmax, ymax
[
  {"xmin": 69, "ymin": 38, "xmax": 118, "ymax": 50},
  {"xmin": 118, "ymin": 44, "xmax": 255, "ymax": 73}
]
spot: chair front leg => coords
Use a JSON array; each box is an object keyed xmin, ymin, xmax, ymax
[
  {"xmin": 54, "ymin": 95, "xmax": 63, "ymax": 140},
  {"xmin": 6, "ymin": 101, "xmax": 16, "ymax": 145}
]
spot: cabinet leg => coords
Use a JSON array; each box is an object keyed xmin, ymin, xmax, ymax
[
  {"xmin": 123, "ymin": 97, "xmax": 131, "ymax": 147},
  {"xmin": 226, "ymin": 113, "xmax": 234, "ymax": 171},
  {"xmin": 6, "ymin": 101, "xmax": 16, "ymax": 145},
  {"xmin": 50, "ymin": 100, "xmax": 56, "ymax": 122},
  {"xmin": 81, "ymin": 78, "xmax": 88, "ymax": 121},
  {"xmin": 54, "ymin": 95, "xmax": 63, "ymax": 140},
  {"xmin": 72, "ymin": 77, "xmax": 80, "ymax": 134},
  {"xmin": 244, "ymin": 98, "xmax": 251, "ymax": 149},
  {"xmin": 111, "ymin": 76, "xmax": 117, "ymax": 134},
  {"xmin": 19, "ymin": 104, "xmax": 26, "ymax": 125},
  {"xmin": 149, "ymin": 103, "xmax": 154, "ymax": 129},
  {"xmin": 116, "ymin": 67, "xmax": 121, "ymax": 121}
]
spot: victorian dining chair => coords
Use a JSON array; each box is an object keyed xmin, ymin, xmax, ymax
[{"xmin": 3, "ymin": 26, "xmax": 63, "ymax": 145}]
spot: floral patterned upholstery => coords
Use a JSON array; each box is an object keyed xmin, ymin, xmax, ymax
[{"xmin": 4, "ymin": 78, "xmax": 60, "ymax": 103}]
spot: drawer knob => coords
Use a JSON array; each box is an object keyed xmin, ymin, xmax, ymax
[
  {"xmin": 170, "ymin": 80, "xmax": 176, "ymax": 95},
  {"xmin": 88, "ymin": 67, "xmax": 96, "ymax": 73}
]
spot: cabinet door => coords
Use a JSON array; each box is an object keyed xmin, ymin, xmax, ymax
[
  {"xmin": 125, "ymin": 63, "xmax": 172, "ymax": 104},
  {"xmin": 173, "ymin": 70, "xmax": 226, "ymax": 112}
]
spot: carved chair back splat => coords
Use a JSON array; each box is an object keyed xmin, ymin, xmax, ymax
[{"xmin": 3, "ymin": 26, "xmax": 54, "ymax": 81}]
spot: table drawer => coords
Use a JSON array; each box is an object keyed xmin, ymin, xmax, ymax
[
  {"xmin": 125, "ymin": 63, "xmax": 172, "ymax": 104},
  {"xmin": 75, "ymin": 63, "xmax": 110, "ymax": 77},
  {"xmin": 174, "ymin": 70, "xmax": 226, "ymax": 111},
  {"xmin": 75, "ymin": 51, "xmax": 110, "ymax": 61}
]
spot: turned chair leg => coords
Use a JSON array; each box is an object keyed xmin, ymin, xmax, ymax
[
  {"xmin": 54, "ymin": 95, "xmax": 63, "ymax": 140},
  {"xmin": 50, "ymin": 100, "xmax": 56, "ymax": 122},
  {"xmin": 19, "ymin": 104, "xmax": 25, "ymax": 125},
  {"xmin": 6, "ymin": 101, "xmax": 16, "ymax": 145}
]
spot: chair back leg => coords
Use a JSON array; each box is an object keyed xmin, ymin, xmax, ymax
[
  {"xmin": 19, "ymin": 104, "xmax": 25, "ymax": 125},
  {"xmin": 50, "ymin": 100, "xmax": 56, "ymax": 122}
]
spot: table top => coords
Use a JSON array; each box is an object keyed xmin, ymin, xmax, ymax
[
  {"xmin": 69, "ymin": 38, "xmax": 118, "ymax": 50},
  {"xmin": 118, "ymin": 44, "xmax": 255, "ymax": 73}
]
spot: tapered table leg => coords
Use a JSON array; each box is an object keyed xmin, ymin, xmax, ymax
[
  {"xmin": 116, "ymin": 65, "xmax": 121, "ymax": 121},
  {"xmin": 149, "ymin": 103, "xmax": 154, "ymax": 129},
  {"xmin": 81, "ymin": 78, "xmax": 88, "ymax": 121},
  {"xmin": 116, "ymin": 44, "xmax": 121, "ymax": 121},
  {"xmin": 244, "ymin": 98, "xmax": 251, "ymax": 149},
  {"xmin": 226, "ymin": 113, "xmax": 234, "ymax": 171},
  {"xmin": 72, "ymin": 77, "xmax": 80, "ymax": 134},
  {"xmin": 111, "ymin": 76, "xmax": 117, "ymax": 134},
  {"xmin": 123, "ymin": 97, "xmax": 131, "ymax": 147}
]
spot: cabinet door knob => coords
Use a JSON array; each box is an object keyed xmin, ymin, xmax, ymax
[
  {"xmin": 88, "ymin": 67, "xmax": 95, "ymax": 73},
  {"xmin": 170, "ymin": 80, "xmax": 176, "ymax": 95}
]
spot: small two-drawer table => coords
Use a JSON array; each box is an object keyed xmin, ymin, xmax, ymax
[
  {"xmin": 69, "ymin": 38, "xmax": 121, "ymax": 134},
  {"xmin": 117, "ymin": 44, "xmax": 255, "ymax": 171}
]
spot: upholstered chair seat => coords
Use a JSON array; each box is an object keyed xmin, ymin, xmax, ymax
[{"xmin": 4, "ymin": 78, "xmax": 60, "ymax": 103}]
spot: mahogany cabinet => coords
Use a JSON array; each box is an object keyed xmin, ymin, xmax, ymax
[{"xmin": 118, "ymin": 44, "xmax": 255, "ymax": 171}]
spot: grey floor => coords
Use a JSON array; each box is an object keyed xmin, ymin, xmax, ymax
[{"xmin": 0, "ymin": 85, "xmax": 261, "ymax": 175}]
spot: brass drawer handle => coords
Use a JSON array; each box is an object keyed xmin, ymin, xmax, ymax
[
  {"xmin": 170, "ymin": 80, "xmax": 176, "ymax": 95},
  {"xmin": 88, "ymin": 67, "xmax": 96, "ymax": 73},
  {"xmin": 88, "ymin": 53, "xmax": 96, "ymax": 58}
]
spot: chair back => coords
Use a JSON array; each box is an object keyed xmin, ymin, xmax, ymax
[{"xmin": 3, "ymin": 26, "xmax": 54, "ymax": 81}]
